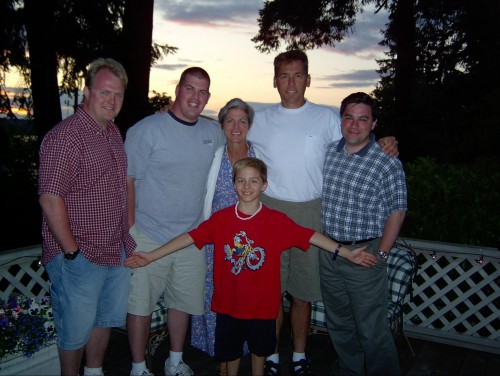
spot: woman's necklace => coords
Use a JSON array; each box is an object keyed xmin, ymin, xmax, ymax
[{"xmin": 234, "ymin": 201, "xmax": 262, "ymax": 221}]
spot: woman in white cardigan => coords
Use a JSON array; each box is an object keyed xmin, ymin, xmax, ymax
[{"xmin": 191, "ymin": 98, "xmax": 258, "ymax": 375}]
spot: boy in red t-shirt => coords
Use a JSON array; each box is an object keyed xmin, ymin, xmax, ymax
[{"xmin": 125, "ymin": 157, "xmax": 376, "ymax": 375}]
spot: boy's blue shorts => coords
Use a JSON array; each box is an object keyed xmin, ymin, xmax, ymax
[{"xmin": 45, "ymin": 251, "xmax": 131, "ymax": 350}]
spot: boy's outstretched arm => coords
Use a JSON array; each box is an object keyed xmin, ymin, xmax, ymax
[
  {"xmin": 310, "ymin": 232, "xmax": 377, "ymax": 268},
  {"xmin": 124, "ymin": 233, "xmax": 195, "ymax": 268}
]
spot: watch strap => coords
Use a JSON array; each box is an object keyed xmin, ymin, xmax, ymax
[
  {"xmin": 64, "ymin": 248, "xmax": 80, "ymax": 260},
  {"xmin": 377, "ymin": 250, "xmax": 388, "ymax": 259}
]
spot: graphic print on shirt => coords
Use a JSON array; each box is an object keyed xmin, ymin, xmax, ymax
[{"xmin": 224, "ymin": 231, "xmax": 266, "ymax": 275}]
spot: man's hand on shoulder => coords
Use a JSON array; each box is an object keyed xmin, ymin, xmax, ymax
[{"xmin": 379, "ymin": 136, "xmax": 399, "ymax": 157}]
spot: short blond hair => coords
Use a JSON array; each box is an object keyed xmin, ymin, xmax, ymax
[
  {"xmin": 85, "ymin": 58, "xmax": 128, "ymax": 89},
  {"xmin": 232, "ymin": 157, "xmax": 268, "ymax": 183}
]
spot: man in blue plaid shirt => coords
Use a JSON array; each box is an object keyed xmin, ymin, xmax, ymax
[{"xmin": 319, "ymin": 92, "xmax": 407, "ymax": 375}]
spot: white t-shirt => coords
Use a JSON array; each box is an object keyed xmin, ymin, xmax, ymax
[{"xmin": 248, "ymin": 100, "xmax": 341, "ymax": 202}]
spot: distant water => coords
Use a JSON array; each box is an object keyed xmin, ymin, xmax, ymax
[{"xmin": 202, "ymin": 101, "xmax": 340, "ymax": 119}]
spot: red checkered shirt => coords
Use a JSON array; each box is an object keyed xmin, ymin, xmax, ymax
[{"xmin": 38, "ymin": 106, "xmax": 136, "ymax": 266}]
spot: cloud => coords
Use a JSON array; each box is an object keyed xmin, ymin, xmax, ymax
[
  {"xmin": 155, "ymin": 0, "xmax": 261, "ymax": 27},
  {"xmin": 154, "ymin": 63, "xmax": 188, "ymax": 71},
  {"xmin": 154, "ymin": 55, "xmax": 209, "ymax": 71},
  {"xmin": 318, "ymin": 69, "xmax": 380, "ymax": 89},
  {"xmin": 151, "ymin": 1, "xmax": 389, "ymax": 102},
  {"xmin": 325, "ymin": 7, "xmax": 388, "ymax": 59},
  {"xmin": 156, "ymin": 1, "xmax": 388, "ymax": 59}
]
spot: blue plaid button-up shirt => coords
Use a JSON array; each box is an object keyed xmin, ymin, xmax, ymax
[{"xmin": 321, "ymin": 134, "xmax": 407, "ymax": 242}]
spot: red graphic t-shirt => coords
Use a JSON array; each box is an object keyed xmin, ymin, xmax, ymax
[{"xmin": 189, "ymin": 204, "xmax": 314, "ymax": 319}]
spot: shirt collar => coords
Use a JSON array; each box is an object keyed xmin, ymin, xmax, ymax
[
  {"xmin": 336, "ymin": 133, "xmax": 376, "ymax": 156},
  {"xmin": 168, "ymin": 110, "xmax": 198, "ymax": 126},
  {"xmin": 76, "ymin": 106, "xmax": 116, "ymax": 135}
]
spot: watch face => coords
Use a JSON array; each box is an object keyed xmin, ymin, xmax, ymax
[
  {"xmin": 64, "ymin": 249, "xmax": 80, "ymax": 260},
  {"xmin": 378, "ymin": 251, "xmax": 388, "ymax": 259}
]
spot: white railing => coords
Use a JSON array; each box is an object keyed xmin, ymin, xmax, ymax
[
  {"xmin": 400, "ymin": 238, "xmax": 500, "ymax": 354},
  {"xmin": 0, "ymin": 245, "xmax": 49, "ymax": 301},
  {"xmin": 2, "ymin": 240, "xmax": 499, "ymax": 355},
  {"xmin": 0, "ymin": 244, "xmax": 169, "ymax": 365}
]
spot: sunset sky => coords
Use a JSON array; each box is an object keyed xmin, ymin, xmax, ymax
[
  {"xmin": 4, "ymin": 0, "xmax": 389, "ymax": 119},
  {"xmin": 150, "ymin": 0, "xmax": 389, "ymax": 117}
]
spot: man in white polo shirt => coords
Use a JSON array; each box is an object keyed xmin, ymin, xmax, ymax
[{"xmin": 248, "ymin": 49, "xmax": 398, "ymax": 376}]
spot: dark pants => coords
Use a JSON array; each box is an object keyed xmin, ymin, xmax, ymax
[{"xmin": 319, "ymin": 239, "xmax": 400, "ymax": 375}]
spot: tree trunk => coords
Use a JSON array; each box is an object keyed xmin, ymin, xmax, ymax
[
  {"xmin": 24, "ymin": 0, "xmax": 62, "ymax": 142},
  {"xmin": 392, "ymin": 0, "xmax": 416, "ymax": 161},
  {"xmin": 115, "ymin": 0, "xmax": 154, "ymax": 136}
]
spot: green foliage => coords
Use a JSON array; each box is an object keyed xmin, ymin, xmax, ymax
[
  {"xmin": 0, "ymin": 0, "xmax": 28, "ymax": 119},
  {"xmin": 375, "ymin": 0, "xmax": 500, "ymax": 162},
  {"xmin": 12, "ymin": 88, "xmax": 33, "ymax": 119},
  {"xmin": 0, "ymin": 0, "xmax": 28, "ymax": 70},
  {"xmin": 0, "ymin": 121, "xmax": 41, "ymax": 251},
  {"xmin": 1, "ymin": 0, "xmax": 177, "ymax": 130},
  {"xmin": 252, "ymin": 0, "xmax": 360, "ymax": 53},
  {"xmin": 151, "ymin": 43, "xmax": 178, "ymax": 67},
  {"xmin": 401, "ymin": 157, "xmax": 499, "ymax": 248},
  {"xmin": 148, "ymin": 91, "xmax": 172, "ymax": 114}
]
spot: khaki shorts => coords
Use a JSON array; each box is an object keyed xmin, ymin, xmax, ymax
[
  {"xmin": 127, "ymin": 225, "xmax": 206, "ymax": 316},
  {"xmin": 261, "ymin": 196, "xmax": 323, "ymax": 302}
]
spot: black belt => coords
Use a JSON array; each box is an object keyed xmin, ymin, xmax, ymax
[{"xmin": 329, "ymin": 236, "xmax": 377, "ymax": 245}]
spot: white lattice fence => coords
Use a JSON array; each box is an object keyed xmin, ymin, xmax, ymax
[
  {"xmin": 0, "ymin": 244, "xmax": 170, "ymax": 365},
  {"xmin": 0, "ymin": 245, "xmax": 49, "ymax": 301},
  {"xmin": 401, "ymin": 238, "xmax": 500, "ymax": 354}
]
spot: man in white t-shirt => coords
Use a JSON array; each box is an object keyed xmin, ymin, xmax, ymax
[{"xmin": 247, "ymin": 49, "xmax": 398, "ymax": 376}]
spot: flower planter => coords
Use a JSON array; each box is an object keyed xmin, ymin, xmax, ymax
[{"xmin": 0, "ymin": 342, "xmax": 60, "ymax": 375}]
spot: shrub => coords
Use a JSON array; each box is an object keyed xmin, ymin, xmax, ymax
[{"xmin": 401, "ymin": 156, "xmax": 499, "ymax": 248}]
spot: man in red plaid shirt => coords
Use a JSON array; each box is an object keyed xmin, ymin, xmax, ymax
[{"xmin": 38, "ymin": 58, "xmax": 136, "ymax": 376}]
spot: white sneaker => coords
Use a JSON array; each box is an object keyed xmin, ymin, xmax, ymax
[
  {"xmin": 83, "ymin": 367, "xmax": 104, "ymax": 376},
  {"xmin": 130, "ymin": 368, "xmax": 154, "ymax": 376},
  {"xmin": 164, "ymin": 358, "xmax": 194, "ymax": 376}
]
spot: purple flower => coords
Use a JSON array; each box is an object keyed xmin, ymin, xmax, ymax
[{"xmin": 0, "ymin": 295, "xmax": 56, "ymax": 359}]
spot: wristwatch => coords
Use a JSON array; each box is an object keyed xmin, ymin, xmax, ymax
[
  {"xmin": 64, "ymin": 248, "xmax": 80, "ymax": 260},
  {"xmin": 377, "ymin": 250, "xmax": 389, "ymax": 260}
]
